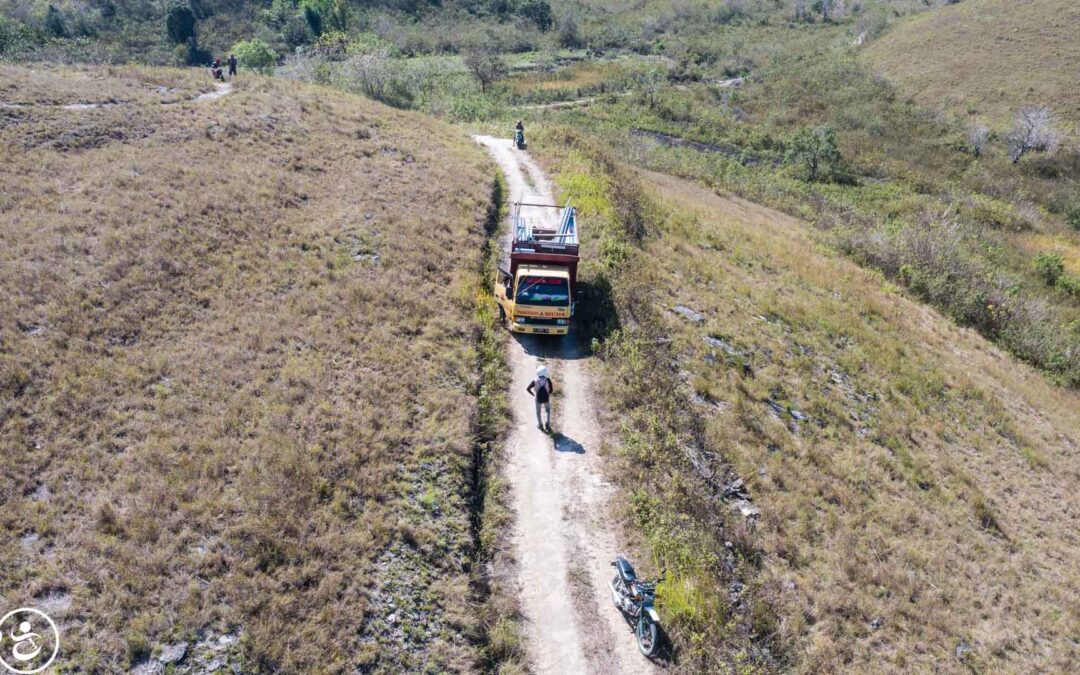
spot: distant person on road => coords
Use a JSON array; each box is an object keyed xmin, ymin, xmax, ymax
[
  {"xmin": 527, "ymin": 365, "xmax": 554, "ymax": 432},
  {"xmin": 227, "ymin": 54, "xmax": 237, "ymax": 79},
  {"xmin": 514, "ymin": 119, "xmax": 526, "ymax": 149}
]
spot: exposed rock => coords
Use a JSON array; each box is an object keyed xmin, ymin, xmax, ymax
[
  {"xmin": 672, "ymin": 305, "xmax": 705, "ymax": 322},
  {"xmin": 216, "ymin": 633, "xmax": 238, "ymax": 648},
  {"xmin": 764, "ymin": 399, "xmax": 785, "ymax": 419},
  {"xmin": 704, "ymin": 335, "xmax": 741, "ymax": 355},
  {"xmin": 130, "ymin": 661, "xmax": 163, "ymax": 675},
  {"xmin": 159, "ymin": 642, "xmax": 187, "ymax": 664},
  {"xmin": 733, "ymin": 500, "xmax": 761, "ymax": 520},
  {"xmin": 869, "ymin": 617, "xmax": 884, "ymax": 630},
  {"xmin": 729, "ymin": 581, "xmax": 745, "ymax": 604},
  {"xmin": 956, "ymin": 640, "xmax": 972, "ymax": 658},
  {"xmin": 722, "ymin": 478, "xmax": 748, "ymax": 500}
]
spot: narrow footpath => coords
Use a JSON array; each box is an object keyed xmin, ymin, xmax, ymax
[{"xmin": 474, "ymin": 136, "xmax": 657, "ymax": 675}]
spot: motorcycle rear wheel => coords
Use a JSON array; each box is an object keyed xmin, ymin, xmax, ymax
[{"xmin": 636, "ymin": 615, "xmax": 659, "ymax": 657}]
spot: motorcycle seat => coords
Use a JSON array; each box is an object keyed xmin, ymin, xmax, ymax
[{"xmin": 615, "ymin": 557, "xmax": 637, "ymax": 586}]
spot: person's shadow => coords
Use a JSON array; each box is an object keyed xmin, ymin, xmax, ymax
[{"xmin": 551, "ymin": 432, "xmax": 585, "ymax": 454}]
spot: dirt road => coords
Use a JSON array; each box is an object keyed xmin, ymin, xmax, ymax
[{"xmin": 474, "ymin": 136, "xmax": 657, "ymax": 675}]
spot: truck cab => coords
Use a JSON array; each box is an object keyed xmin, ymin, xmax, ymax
[{"xmin": 496, "ymin": 201, "xmax": 579, "ymax": 336}]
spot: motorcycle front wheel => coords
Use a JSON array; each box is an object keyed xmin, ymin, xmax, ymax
[{"xmin": 636, "ymin": 615, "xmax": 659, "ymax": 657}]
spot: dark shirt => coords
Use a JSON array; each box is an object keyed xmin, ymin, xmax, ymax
[{"xmin": 527, "ymin": 377, "xmax": 553, "ymax": 403}]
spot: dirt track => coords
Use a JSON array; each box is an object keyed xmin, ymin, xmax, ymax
[{"xmin": 474, "ymin": 136, "xmax": 657, "ymax": 675}]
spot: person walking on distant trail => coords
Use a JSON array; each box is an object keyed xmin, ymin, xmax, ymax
[
  {"xmin": 514, "ymin": 119, "xmax": 526, "ymax": 149},
  {"xmin": 227, "ymin": 54, "xmax": 237, "ymax": 79},
  {"xmin": 527, "ymin": 365, "xmax": 554, "ymax": 432}
]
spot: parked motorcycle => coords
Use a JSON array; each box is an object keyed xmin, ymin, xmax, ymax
[
  {"xmin": 514, "ymin": 128, "xmax": 527, "ymax": 150},
  {"xmin": 610, "ymin": 556, "xmax": 664, "ymax": 657}
]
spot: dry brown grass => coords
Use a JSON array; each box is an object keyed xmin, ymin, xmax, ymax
[
  {"xmin": 630, "ymin": 169, "xmax": 1080, "ymax": 672},
  {"xmin": 509, "ymin": 61, "xmax": 616, "ymax": 94},
  {"xmin": 862, "ymin": 0, "xmax": 1080, "ymax": 134},
  {"xmin": 0, "ymin": 65, "xmax": 496, "ymax": 672},
  {"xmin": 0, "ymin": 62, "xmax": 210, "ymax": 106}
]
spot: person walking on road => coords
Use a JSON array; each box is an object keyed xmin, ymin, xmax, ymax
[
  {"xmin": 527, "ymin": 365, "xmax": 554, "ymax": 432},
  {"xmin": 227, "ymin": 54, "xmax": 237, "ymax": 79}
]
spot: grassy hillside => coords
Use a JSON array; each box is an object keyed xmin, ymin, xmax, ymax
[
  {"xmin": 863, "ymin": 0, "xmax": 1080, "ymax": 133},
  {"xmin": 531, "ymin": 27, "xmax": 1080, "ymax": 387},
  {"xmin": 538, "ymin": 132, "xmax": 1080, "ymax": 672},
  {"xmin": 0, "ymin": 65, "xmax": 504, "ymax": 673}
]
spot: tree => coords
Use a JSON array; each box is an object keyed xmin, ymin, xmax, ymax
[
  {"xmin": 557, "ymin": 14, "xmax": 582, "ymax": 48},
  {"xmin": 1007, "ymin": 105, "xmax": 1060, "ymax": 164},
  {"xmin": 233, "ymin": 38, "xmax": 277, "ymax": 74},
  {"xmin": 302, "ymin": 4, "xmax": 322, "ymax": 36},
  {"xmin": 44, "ymin": 4, "xmax": 66, "ymax": 37},
  {"xmin": 463, "ymin": 49, "xmax": 507, "ymax": 93},
  {"xmin": 301, "ymin": 0, "xmax": 347, "ymax": 36},
  {"xmin": 519, "ymin": 0, "xmax": 553, "ymax": 31},
  {"xmin": 965, "ymin": 123, "xmax": 990, "ymax": 158},
  {"xmin": 165, "ymin": 4, "xmax": 196, "ymax": 44},
  {"xmin": 785, "ymin": 125, "xmax": 843, "ymax": 182}
]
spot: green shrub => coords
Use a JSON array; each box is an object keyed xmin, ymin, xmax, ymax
[
  {"xmin": 1034, "ymin": 252, "xmax": 1064, "ymax": 286},
  {"xmin": 1066, "ymin": 204, "xmax": 1080, "ymax": 231},
  {"xmin": 785, "ymin": 125, "xmax": 843, "ymax": 183},
  {"xmin": 1057, "ymin": 274, "xmax": 1080, "ymax": 298},
  {"xmin": 165, "ymin": 4, "xmax": 196, "ymax": 44},
  {"xmin": 232, "ymin": 38, "xmax": 277, "ymax": 74}
]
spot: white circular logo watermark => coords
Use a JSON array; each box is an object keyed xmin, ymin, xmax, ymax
[{"xmin": 0, "ymin": 609, "xmax": 59, "ymax": 674}]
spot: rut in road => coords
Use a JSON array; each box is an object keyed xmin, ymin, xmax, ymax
[{"xmin": 474, "ymin": 135, "xmax": 657, "ymax": 675}]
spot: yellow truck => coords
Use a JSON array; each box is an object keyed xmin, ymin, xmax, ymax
[{"xmin": 495, "ymin": 200, "xmax": 579, "ymax": 335}]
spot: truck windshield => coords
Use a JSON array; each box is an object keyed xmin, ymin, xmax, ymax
[{"xmin": 516, "ymin": 276, "xmax": 569, "ymax": 306}]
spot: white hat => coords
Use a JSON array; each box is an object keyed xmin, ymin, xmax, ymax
[{"xmin": 536, "ymin": 365, "xmax": 548, "ymax": 379}]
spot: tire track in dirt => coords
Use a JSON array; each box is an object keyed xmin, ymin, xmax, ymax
[{"xmin": 474, "ymin": 135, "xmax": 657, "ymax": 675}]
